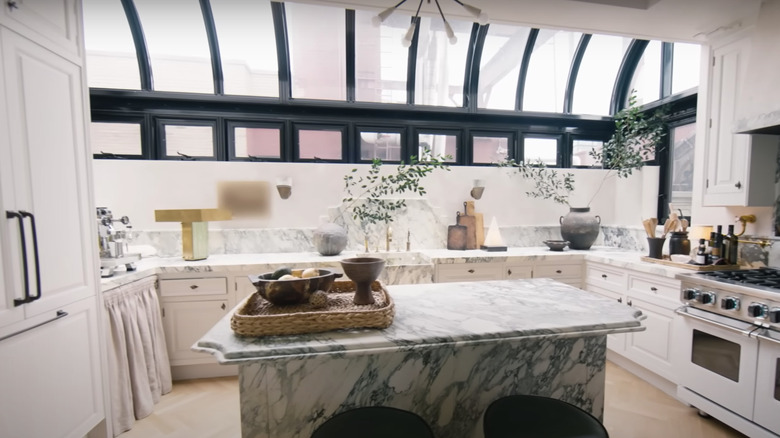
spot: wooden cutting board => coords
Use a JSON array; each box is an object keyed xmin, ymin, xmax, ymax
[
  {"xmin": 457, "ymin": 202, "xmax": 478, "ymax": 249},
  {"xmin": 465, "ymin": 201, "xmax": 484, "ymax": 247},
  {"xmin": 447, "ymin": 221, "xmax": 467, "ymax": 250}
]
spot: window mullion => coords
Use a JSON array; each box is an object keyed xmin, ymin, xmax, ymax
[
  {"xmin": 610, "ymin": 39, "xmax": 649, "ymax": 114},
  {"xmin": 120, "ymin": 0, "xmax": 153, "ymax": 90},
  {"xmin": 346, "ymin": 9, "xmax": 356, "ymax": 103},
  {"xmin": 271, "ymin": 2, "xmax": 291, "ymax": 102},
  {"xmin": 406, "ymin": 16, "xmax": 421, "ymax": 105},
  {"xmin": 463, "ymin": 23, "xmax": 487, "ymax": 112},
  {"xmin": 661, "ymin": 42, "xmax": 673, "ymax": 98},
  {"xmin": 198, "ymin": 0, "xmax": 224, "ymax": 95},
  {"xmin": 563, "ymin": 34, "xmax": 591, "ymax": 114},
  {"xmin": 515, "ymin": 28, "xmax": 539, "ymax": 111}
]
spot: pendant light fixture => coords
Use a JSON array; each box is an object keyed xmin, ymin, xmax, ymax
[{"xmin": 371, "ymin": 0, "xmax": 488, "ymax": 46}]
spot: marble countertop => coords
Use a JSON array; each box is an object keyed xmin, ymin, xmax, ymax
[
  {"xmin": 193, "ymin": 278, "xmax": 644, "ymax": 364},
  {"xmin": 100, "ymin": 246, "xmax": 695, "ymax": 291}
]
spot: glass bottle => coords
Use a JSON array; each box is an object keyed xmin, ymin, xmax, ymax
[
  {"xmin": 726, "ymin": 224, "xmax": 738, "ymax": 265},
  {"xmin": 695, "ymin": 238, "xmax": 707, "ymax": 265}
]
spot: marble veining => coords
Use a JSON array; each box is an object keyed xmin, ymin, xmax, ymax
[{"xmin": 194, "ymin": 278, "xmax": 643, "ymax": 363}]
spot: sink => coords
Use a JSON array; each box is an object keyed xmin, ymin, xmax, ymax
[{"xmin": 355, "ymin": 252, "xmax": 431, "ymax": 266}]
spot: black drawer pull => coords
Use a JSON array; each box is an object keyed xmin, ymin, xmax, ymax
[
  {"xmin": 7, "ymin": 1, "xmax": 19, "ymax": 10},
  {"xmin": 628, "ymin": 300, "xmax": 633, "ymax": 306},
  {"xmin": 190, "ymin": 284, "xmax": 199, "ymax": 289},
  {"xmin": 601, "ymin": 274, "xmax": 608, "ymax": 279},
  {"xmin": 468, "ymin": 269, "xmax": 475, "ymax": 274},
  {"xmin": 0, "ymin": 310, "xmax": 67, "ymax": 342},
  {"xmin": 618, "ymin": 297, "xmax": 622, "ymax": 303},
  {"xmin": 221, "ymin": 303, "xmax": 226, "ymax": 310},
  {"xmin": 507, "ymin": 269, "xmax": 512, "ymax": 275},
  {"xmin": 556, "ymin": 270, "xmax": 562, "ymax": 274},
  {"xmin": 650, "ymin": 287, "xmax": 658, "ymax": 292}
]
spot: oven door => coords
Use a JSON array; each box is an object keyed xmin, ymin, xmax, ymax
[
  {"xmin": 676, "ymin": 306, "xmax": 758, "ymax": 419},
  {"xmin": 754, "ymin": 329, "xmax": 780, "ymax": 434}
]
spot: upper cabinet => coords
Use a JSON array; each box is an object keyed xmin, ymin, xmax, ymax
[
  {"xmin": 0, "ymin": 0, "xmax": 81, "ymax": 61},
  {"xmin": 702, "ymin": 35, "xmax": 778, "ymax": 207}
]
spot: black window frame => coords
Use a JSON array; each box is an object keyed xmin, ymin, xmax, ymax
[
  {"xmin": 226, "ymin": 120, "xmax": 286, "ymax": 162},
  {"xmin": 520, "ymin": 133, "xmax": 563, "ymax": 167},
  {"xmin": 293, "ymin": 122, "xmax": 349, "ymax": 163},
  {"xmin": 469, "ymin": 130, "xmax": 516, "ymax": 166},
  {"xmin": 355, "ymin": 125, "xmax": 407, "ymax": 164},
  {"xmin": 414, "ymin": 128, "xmax": 463, "ymax": 164},
  {"xmin": 156, "ymin": 118, "xmax": 221, "ymax": 161},
  {"xmin": 90, "ymin": 113, "xmax": 151, "ymax": 159}
]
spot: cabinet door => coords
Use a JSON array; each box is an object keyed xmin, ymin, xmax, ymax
[
  {"xmin": 622, "ymin": 294, "xmax": 678, "ymax": 382},
  {"xmin": 585, "ymin": 284, "xmax": 625, "ymax": 353},
  {"xmin": 0, "ymin": 297, "xmax": 104, "ymax": 438},
  {"xmin": 1, "ymin": 29, "xmax": 96, "ymax": 319},
  {"xmin": 235, "ymin": 276, "xmax": 257, "ymax": 303},
  {"xmin": 505, "ymin": 263, "xmax": 533, "ymax": 280},
  {"xmin": 0, "ymin": 0, "xmax": 81, "ymax": 60},
  {"xmin": 161, "ymin": 300, "xmax": 229, "ymax": 365}
]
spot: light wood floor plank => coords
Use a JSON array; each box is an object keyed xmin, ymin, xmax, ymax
[{"xmin": 119, "ymin": 362, "xmax": 749, "ymax": 438}]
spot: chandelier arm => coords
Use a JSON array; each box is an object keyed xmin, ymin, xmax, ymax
[{"xmin": 433, "ymin": 0, "xmax": 448, "ymax": 22}]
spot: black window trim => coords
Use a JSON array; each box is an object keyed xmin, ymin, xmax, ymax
[
  {"xmin": 293, "ymin": 123, "xmax": 349, "ymax": 163},
  {"xmin": 226, "ymin": 120, "xmax": 286, "ymax": 162},
  {"xmin": 90, "ymin": 114, "xmax": 150, "ymax": 160},
  {"xmin": 156, "ymin": 118, "xmax": 220, "ymax": 161},
  {"xmin": 355, "ymin": 125, "xmax": 408, "ymax": 164},
  {"xmin": 414, "ymin": 127, "xmax": 463, "ymax": 164},
  {"xmin": 520, "ymin": 133, "xmax": 564, "ymax": 167},
  {"xmin": 469, "ymin": 129, "xmax": 516, "ymax": 166}
]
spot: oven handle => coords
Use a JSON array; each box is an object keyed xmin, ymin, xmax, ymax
[
  {"xmin": 756, "ymin": 331, "xmax": 780, "ymax": 346},
  {"xmin": 675, "ymin": 306, "xmax": 754, "ymax": 337}
]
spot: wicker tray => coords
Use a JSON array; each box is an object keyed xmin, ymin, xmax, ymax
[
  {"xmin": 230, "ymin": 280, "xmax": 394, "ymax": 337},
  {"xmin": 640, "ymin": 256, "xmax": 740, "ymax": 271}
]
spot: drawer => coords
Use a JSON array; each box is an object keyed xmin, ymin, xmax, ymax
[
  {"xmin": 505, "ymin": 264, "xmax": 533, "ymax": 279},
  {"xmin": 627, "ymin": 273, "xmax": 680, "ymax": 303},
  {"xmin": 159, "ymin": 277, "xmax": 228, "ymax": 297},
  {"xmin": 534, "ymin": 263, "xmax": 582, "ymax": 280},
  {"xmin": 585, "ymin": 263, "xmax": 627, "ymax": 293},
  {"xmin": 435, "ymin": 263, "xmax": 503, "ymax": 283}
]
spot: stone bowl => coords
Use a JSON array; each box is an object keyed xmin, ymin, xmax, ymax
[
  {"xmin": 340, "ymin": 257, "xmax": 386, "ymax": 305},
  {"xmin": 248, "ymin": 269, "xmax": 342, "ymax": 306},
  {"xmin": 543, "ymin": 240, "xmax": 570, "ymax": 251}
]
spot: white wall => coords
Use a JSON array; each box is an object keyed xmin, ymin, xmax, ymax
[{"xmin": 92, "ymin": 160, "xmax": 654, "ymax": 232}]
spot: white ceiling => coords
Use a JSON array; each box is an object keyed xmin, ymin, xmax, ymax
[{"xmin": 305, "ymin": 0, "xmax": 761, "ymax": 43}]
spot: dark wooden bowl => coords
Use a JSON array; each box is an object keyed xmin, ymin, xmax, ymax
[
  {"xmin": 543, "ymin": 240, "xmax": 570, "ymax": 251},
  {"xmin": 340, "ymin": 257, "xmax": 386, "ymax": 305},
  {"xmin": 248, "ymin": 269, "xmax": 342, "ymax": 305}
]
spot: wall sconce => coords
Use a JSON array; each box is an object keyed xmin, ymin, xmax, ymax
[
  {"xmin": 276, "ymin": 177, "xmax": 292, "ymax": 200},
  {"xmin": 470, "ymin": 179, "xmax": 485, "ymax": 200}
]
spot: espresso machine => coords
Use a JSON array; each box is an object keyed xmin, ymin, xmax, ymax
[{"xmin": 97, "ymin": 207, "xmax": 141, "ymax": 277}]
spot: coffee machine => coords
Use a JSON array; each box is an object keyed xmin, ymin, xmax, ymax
[{"xmin": 97, "ymin": 207, "xmax": 141, "ymax": 277}]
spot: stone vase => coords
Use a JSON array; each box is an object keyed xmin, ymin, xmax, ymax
[
  {"xmin": 313, "ymin": 222, "xmax": 348, "ymax": 256},
  {"xmin": 559, "ymin": 207, "xmax": 601, "ymax": 250}
]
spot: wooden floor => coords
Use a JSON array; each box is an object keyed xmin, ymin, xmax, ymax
[{"xmin": 119, "ymin": 362, "xmax": 748, "ymax": 438}]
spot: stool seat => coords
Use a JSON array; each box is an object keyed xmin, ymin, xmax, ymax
[
  {"xmin": 311, "ymin": 406, "xmax": 434, "ymax": 438},
  {"xmin": 484, "ymin": 395, "xmax": 609, "ymax": 438}
]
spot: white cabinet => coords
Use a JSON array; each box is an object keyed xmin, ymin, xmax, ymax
[
  {"xmin": 584, "ymin": 262, "xmax": 681, "ymax": 384},
  {"xmin": 435, "ymin": 259, "xmax": 583, "ymax": 286},
  {"xmin": 533, "ymin": 261, "xmax": 582, "ymax": 288},
  {"xmin": 159, "ymin": 276, "xmax": 230, "ymax": 366},
  {"xmin": 0, "ymin": 0, "xmax": 81, "ymax": 61},
  {"xmin": 435, "ymin": 262, "xmax": 505, "ymax": 283},
  {"xmin": 0, "ymin": 3, "xmax": 105, "ymax": 435},
  {"xmin": 703, "ymin": 36, "xmax": 777, "ymax": 207}
]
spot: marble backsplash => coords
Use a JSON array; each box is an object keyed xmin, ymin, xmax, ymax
[{"xmin": 126, "ymin": 198, "xmax": 775, "ymax": 266}]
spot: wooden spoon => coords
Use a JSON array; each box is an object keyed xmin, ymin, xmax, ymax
[{"xmin": 681, "ymin": 218, "xmax": 689, "ymax": 232}]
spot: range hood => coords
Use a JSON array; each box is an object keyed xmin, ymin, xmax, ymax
[{"xmin": 735, "ymin": 110, "xmax": 780, "ymax": 135}]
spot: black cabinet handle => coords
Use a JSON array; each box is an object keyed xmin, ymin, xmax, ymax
[
  {"xmin": 618, "ymin": 297, "xmax": 622, "ymax": 303},
  {"xmin": 556, "ymin": 270, "xmax": 562, "ymax": 274},
  {"xmin": 650, "ymin": 287, "xmax": 658, "ymax": 292},
  {"xmin": 221, "ymin": 303, "xmax": 226, "ymax": 310},
  {"xmin": 190, "ymin": 284, "xmax": 199, "ymax": 289},
  {"xmin": 19, "ymin": 211, "xmax": 41, "ymax": 302},
  {"xmin": 628, "ymin": 300, "xmax": 633, "ymax": 306},
  {"xmin": 7, "ymin": 1, "xmax": 18, "ymax": 10},
  {"xmin": 601, "ymin": 274, "xmax": 608, "ymax": 279},
  {"xmin": 735, "ymin": 181, "xmax": 742, "ymax": 189},
  {"xmin": 507, "ymin": 269, "xmax": 512, "ymax": 276},
  {"xmin": 6, "ymin": 211, "xmax": 31, "ymax": 306},
  {"xmin": 468, "ymin": 269, "xmax": 475, "ymax": 273},
  {"xmin": 0, "ymin": 310, "xmax": 68, "ymax": 342}
]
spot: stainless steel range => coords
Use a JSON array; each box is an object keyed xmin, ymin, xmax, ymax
[{"xmin": 676, "ymin": 268, "xmax": 780, "ymax": 438}]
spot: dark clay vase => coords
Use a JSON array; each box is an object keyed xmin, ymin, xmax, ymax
[
  {"xmin": 559, "ymin": 207, "xmax": 601, "ymax": 250},
  {"xmin": 340, "ymin": 257, "xmax": 385, "ymax": 305}
]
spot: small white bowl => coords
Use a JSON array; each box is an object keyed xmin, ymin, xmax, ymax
[{"xmin": 670, "ymin": 254, "xmax": 691, "ymax": 264}]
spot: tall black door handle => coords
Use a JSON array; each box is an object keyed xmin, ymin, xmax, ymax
[
  {"xmin": 19, "ymin": 211, "xmax": 41, "ymax": 302},
  {"xmin": 6, "ymin": 211, "xmax": 31, "ymax": 306}
]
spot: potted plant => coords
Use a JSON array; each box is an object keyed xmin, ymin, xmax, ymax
[
  {"xmin": 502, "ymin": 92, "xmax": 666, "ymax": 250},
  {"xmin": 313, "ymin": 148, "xmax": 451, "ymax": 256}
]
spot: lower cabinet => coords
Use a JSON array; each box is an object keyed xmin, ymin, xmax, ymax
[
  {"xmin": 161, "ymin": 300, "xmax": 229, "ymax": 365},
  {"xmin": 585, "ymin": 262, "xmax": 681, "ymax": 386},
  {"xmin": 435, "ymin": 262, "xmax": 505, "ymax": 283},
  {"xmin": 435, "ymin": 259, "xmax": 582, "ymax": 285}
]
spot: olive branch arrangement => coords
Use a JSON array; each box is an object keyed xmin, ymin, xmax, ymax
[
  {"xmin": 498, "ymin": 159, "xmax": 575, "ymax": 206},
  {"xmin": 343, "ymin": 148, "xmax": 451, "ymax": 227}
]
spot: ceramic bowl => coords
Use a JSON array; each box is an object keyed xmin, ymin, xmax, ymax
[
  {"xmin": 249, "ymin": 269, "xmax": 342, "ymax": 305},
  {"xmin": 340, "ymin": 257, "xmax": 386, "ymax": 305},
  {"xmin": 543, "ymin": 240, "xmax": 570, "ymax": 251}
]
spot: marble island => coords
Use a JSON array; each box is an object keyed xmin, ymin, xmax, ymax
[{"xmin": 194, "ymin": 278, "xmax": 644, "ymax": 438}]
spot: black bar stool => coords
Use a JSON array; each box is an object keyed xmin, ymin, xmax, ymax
[
  {"xmin": 484, "ymin": 395, "xmax": 609, "ymax": 438},
  {"xmin": 311, "ymin": 406, "xmax": 435, "ymax": 438}
]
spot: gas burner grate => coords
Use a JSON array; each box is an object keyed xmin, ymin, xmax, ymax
[{"xmin": 700, "ymin": 268, "xmax": 780, "ymax": 292}]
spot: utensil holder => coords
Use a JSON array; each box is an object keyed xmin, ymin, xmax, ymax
[
  {"xmin": 647, "ymin": 237, "xmax": 665, "ymax": 259},
  {"xmin": 668, "ymin": 231, "xmax": 690, "ymax": 256}
]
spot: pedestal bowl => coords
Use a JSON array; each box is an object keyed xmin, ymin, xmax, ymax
[
  {"xmin": 340, "ymin": 257, "xmax": 386, "ymax": 305},
  {"xmin": 543, "ymin": 240, "xmax": 570, "ymax": 251}
]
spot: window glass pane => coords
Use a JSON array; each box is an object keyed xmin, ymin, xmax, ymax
[
  {"xmin": 670, "ymin": 123, "xmax": 696, "ymax": 218},
  {"xmin": 524, "ymin": 137, "xmax": 557, "ymax": 165},
  {"xmin": 234, "ymin": 127, "xmax": 281, "ymax": 159},
  {"xmin": 164, "ymin": 125, "xmax": 214, "ymax": 157},
  {"xmin": 360, "ymin": 132, "xmax": 402, "ymax": 161},
  {"xmin": 629, "ymin": 40, "xmax": 662, "ymax": 106},
  {"xmin": 134, "ymin": 0, "xmax": 213, "ymax": 93},
  {"xmin": 419, "ymin": 134, "xmax": 456, "ymax": 162},
  {"xmin": 298, "ymin": 130, "xmax": 342, "ymax": 160},
  {"xmin": 83, "ymin": 0, "xmax": 140, "ymax": 89},
  {"xmin": 672, "ymin": 42, "xmax": 701, "ymax": 94},
  {"xmin": 473, "ymin": 136, "xmax": 509, "ymax": 164},
  {"xmin": 211, "ymin": 0, "xmax": 278, "ymax": 97},
  {"xmin": 414, "ymin": 17, "xmax": 472, "ymax": 107},
  {"xmin": 523, "ymin": 29, "xmax": 582, "ymax": 113},
  {"xmin": 286, "ymin": 3, "xmax": 346, "ymax": 100},
  {"xmin": 355, "ymin": 11, "xmax": 409, "ymax": 104},
  {"xmin": 572, "ymin": 140, "xmax": 602, "ymax": 167},
  {"xmin": 478, "ymin": 24, "xmax": 531, "ymax": 110},
  {"xmin": 573, "ymin": 35, "xmax": 632, "ymax": 115},
  {"xmin": 90, "ymin": 122, "xmax": 141, "ymax": 155}
]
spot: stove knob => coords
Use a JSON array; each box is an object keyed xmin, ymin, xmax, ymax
[
  {"xmin": 720, "ymin": 297, "xmax": 740, "ymax": 311},
  {"xmin": 748, "ymin": 303, "xmax": 768, "ymax": 319},
  {"xmin": 696, "ymin": 292, "xmax": 715, "ymax": 305},
  {"xmin": 683, "ymin": 288, "xmax": 700, "ymax": 301},
  {"xmin": 770, "ymin": 308, "xmax": 780, "ymax": 324}
]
